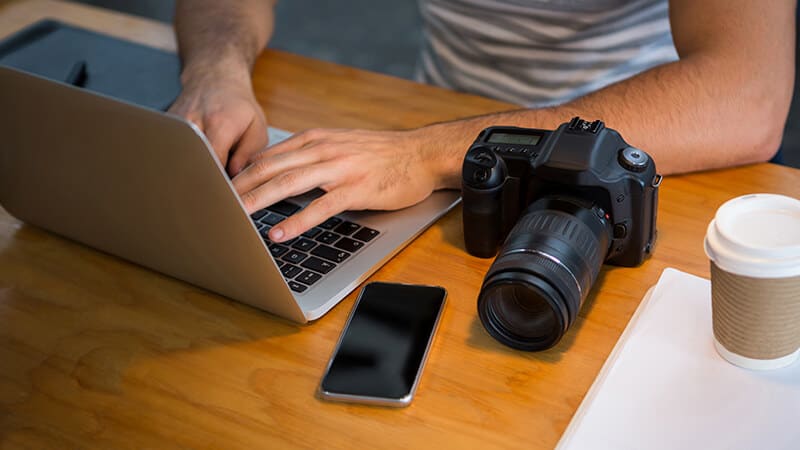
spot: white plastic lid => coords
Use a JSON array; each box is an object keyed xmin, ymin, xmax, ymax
[{"xmin": 704, "ymin": 194, "xmax": 800, "ymax": 278}]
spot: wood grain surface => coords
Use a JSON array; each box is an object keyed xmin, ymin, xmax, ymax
[{"xmin": 1, "ymin": 1, "xmax": 798, "ymax": 449}]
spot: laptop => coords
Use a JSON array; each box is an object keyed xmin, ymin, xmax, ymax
[{"xmin": 0, "ymin": 66, "xmax": 461, "ymax": 323}]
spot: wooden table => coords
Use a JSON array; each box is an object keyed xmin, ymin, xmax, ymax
[{"xmin": 1, "ymin": 1, "xmax": 798, "ymax": 448}]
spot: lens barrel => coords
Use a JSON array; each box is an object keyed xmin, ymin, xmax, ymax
[{"xmin": 477, "ymin": 197, "xmax": 612, "ymax": 350}]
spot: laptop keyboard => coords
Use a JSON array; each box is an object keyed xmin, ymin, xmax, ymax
[{"xmin": 251, "ymin": 200, "xmax": 380, "ymax": 294}]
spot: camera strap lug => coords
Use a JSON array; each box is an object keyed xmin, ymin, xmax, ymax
[{"xmin": 651, "ymin": 174, "xmax": 663, "ymax": 187}]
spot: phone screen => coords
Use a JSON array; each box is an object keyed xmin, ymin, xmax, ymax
[{"xmin": 318, "ymin": 282, "xmax": 446, "ymax": 406}]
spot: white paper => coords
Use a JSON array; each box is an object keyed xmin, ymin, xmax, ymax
[{"xmin": 557, "ymin": 268, "xmax": 800, "ymax": 450}]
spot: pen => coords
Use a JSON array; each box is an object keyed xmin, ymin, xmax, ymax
[{"xmin": 65, "ymin": 60, "xmax": 88, "ymax": 88}]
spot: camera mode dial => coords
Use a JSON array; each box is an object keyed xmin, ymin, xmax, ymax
[{"xmin": 618, "ymin": 147, "xmax": 650, "ymax": 172}]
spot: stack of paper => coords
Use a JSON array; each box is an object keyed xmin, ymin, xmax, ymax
[{"xmin": 557, "ymin": 268, "xmax": 800, "ymax": 450}]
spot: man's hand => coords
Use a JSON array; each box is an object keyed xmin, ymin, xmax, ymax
[
  {"xmin": 172, "ymin": 0, "xmax": 275, "ymax": 176},
  {"xmin": 168, "ymin": 69, "xmax": 268, "ymax": 177},
  {"xmin": 232, "ymin": 128, "xmax": 449, "ymax": 242}
]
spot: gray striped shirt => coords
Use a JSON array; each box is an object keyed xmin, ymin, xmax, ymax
[{"xmin": 416, "ymin": 0, "xmax": 678, "ymax": 107}]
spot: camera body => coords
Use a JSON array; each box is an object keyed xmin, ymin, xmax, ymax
[
  {"xmin": 462, "ymin": 118, "xmax": 662, "ymax": 351},
  {"xmin": 462, "ymin": 117, "xmax": 660, "ymax": 265}
]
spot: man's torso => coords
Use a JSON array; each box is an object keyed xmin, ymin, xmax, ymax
[{"xmin": 416, "ymin": 0, "xmax": 678, "ymax": 106}]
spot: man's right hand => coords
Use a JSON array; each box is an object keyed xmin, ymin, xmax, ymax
[{"xmin": 168, "ymin": 67, "xmax": 268, "ymax": 177}]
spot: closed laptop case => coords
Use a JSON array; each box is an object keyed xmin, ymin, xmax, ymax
[{"xmin": 0, "ymin": 19, "xmax": 181, "ymax": 111}]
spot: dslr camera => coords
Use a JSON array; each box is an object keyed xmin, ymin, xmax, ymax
[{"xmin": 462, "ymin": 117, "xmax": 661, "ymax": 351}]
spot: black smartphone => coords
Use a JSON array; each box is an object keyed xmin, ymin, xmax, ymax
[{"xmin": 318, "ymin": 282, "xmax": 447, "ymax": 407}]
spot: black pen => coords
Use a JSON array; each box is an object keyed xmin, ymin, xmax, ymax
[{"xmin": 65, "ymin": 60, "xmax": 88, "ymax": 87}]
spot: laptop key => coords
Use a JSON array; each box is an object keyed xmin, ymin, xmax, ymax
[
  {"xmin": 352, "ymin": 227, "xmax": 379, "ymax": 242},
  {"xmin": 260, "ymin": 227, "xmax": 272, "ymax": 239},
  {"xmin": 301, "ymin": 257, "xmax": 335, "ymax": 274},
  {"xmin": 311, "ymin": 244, "xmax": 351, "ymax": 263},
  {"xmin": 283, "ymin": 250, "xmax": 308, "ymax": 265},
  {"xmin": 251, "ymin": 208, "xmax": 269, "ymax": 220},
  {"xmin": 281, "ymin": 264, "xmax": 302, "ymax": 279},
  {"xmin": 296, "ymin": 270, "xmax": 322, "ymax": 286},
  {"xmin": 302, "ymin": 227, "xmax": 323, "ymax": 239},
  {"xmin": 334, "ymin": 237, "xmax": 364, "ymax": 253},
  {"xmin": 316, "ymin": 231, "xmax": 340, "ymax": 245},
  {"xmin": 268, "ymin": 243, "xmax": 289, "ymax": 257},
  {"xmin": 267, "ymin": 200, "xmax": 301, "ymax": 217},
  {"xmin": 288, "ymin": 281, "xmax": 307, "ymax": 293},
  {"xmin": 261, "ymin": 213, "xmax": 284, "ymax": 226},
  {"xmin": 319, "ymin": 217, "xmax": 342, "ymax": 230},
  {"xmin": 292, "ymin": 238, "xmax": 318, "ymax": 252},
  {"xmin": 333, "ymin": 221, "xmax": 360, "ymax": 236}
]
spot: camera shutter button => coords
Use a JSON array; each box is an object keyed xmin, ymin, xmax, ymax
[
  {"xmin": 619, "ymin": 147, "xmax": 649, "ymax": 172},
  {"xmin": 474, "ymin": 150, "xmax": 493, "ymax": 163}
]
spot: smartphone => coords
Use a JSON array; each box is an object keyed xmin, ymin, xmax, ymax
[{"xmin": 318, "ymin": 281, "xmax": 447, "ymax": 407}]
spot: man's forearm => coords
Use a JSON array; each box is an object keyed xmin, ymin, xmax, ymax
[
  {"xmin": 424, "ymin": 0, "xmax": 794, "ymax": 185},
  {"xmin": 175, "ymin": 0, "xmax": 276, "ymax": 83},
  {"xmin": 426, "ymin": 56, "xmax": 789, "ymax": 187}
]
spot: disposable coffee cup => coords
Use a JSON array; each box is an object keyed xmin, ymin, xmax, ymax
[{"xmin": 704, "ymin": 193, "xmax": 800, "ymax": 370}]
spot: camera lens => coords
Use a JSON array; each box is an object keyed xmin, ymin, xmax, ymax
[
  {"xmin": 477, "ymin": 196, "xmax": 612, "ymax": 351},
  {"xmin": 481, "ymin": 282, "xmax": 562, "ymax": 347}
]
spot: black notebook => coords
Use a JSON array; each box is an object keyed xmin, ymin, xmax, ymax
[{"xmin": 0, "ymin": 19, "xmax": 181, "ymax": 111}]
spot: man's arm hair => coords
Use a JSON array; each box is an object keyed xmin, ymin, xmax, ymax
[
  {"xmin": 425, "ymin": 0, "xmax": 796, "ymax": 184},
  {"xmin": 174, "ymin": 0, "xmax": 277, "ymax": 82}
]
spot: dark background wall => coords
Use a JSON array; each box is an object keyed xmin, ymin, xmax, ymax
[
  {"xmin": 75, "ymin": 0, "xmax": 422, "ymax": 79},
  {"xmin": 74, "ymin": 0, "xmax": 800, "ymax": 169}
]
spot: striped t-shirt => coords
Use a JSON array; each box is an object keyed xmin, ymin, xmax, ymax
[{"xmin": 416, "ymin": 0, "xmax": 678, "ymax": 107}]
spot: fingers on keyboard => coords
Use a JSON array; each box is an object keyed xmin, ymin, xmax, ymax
[{"xmin": 252, "ymin": 201, "xmax": 380, "ymax": 292}]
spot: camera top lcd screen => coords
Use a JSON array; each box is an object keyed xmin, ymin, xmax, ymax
[{"xmin": 487, "ymin": 132, "xmax": 541, "ymax": 146}]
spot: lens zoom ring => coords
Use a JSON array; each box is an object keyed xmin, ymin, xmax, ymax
[
  {"xmin": 512, "ymin": 211, "xmax": 604, "ymax": 267},
  {"xmin": 509, "ymin": 210, "xmax": 605, "ymax": 270}
]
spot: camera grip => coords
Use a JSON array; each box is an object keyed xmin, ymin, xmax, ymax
[
  {"xmin": 462, "ymin": 146, "xmax": 508, "ymax": 258},
  {"xmin": 462, "ymin": 183, "xmax": 504, "ymax": 258}
]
